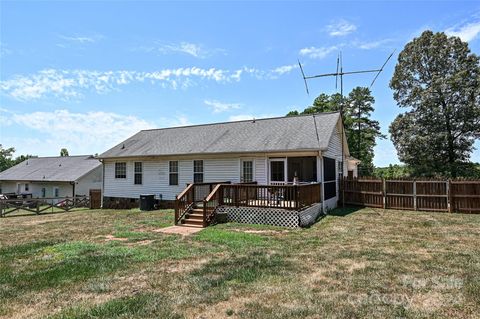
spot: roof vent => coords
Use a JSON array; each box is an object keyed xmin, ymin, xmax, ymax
[
  {"xmin": 121, "ymin": 144, "xmax": 125, "ymax": 149},
  {"xmin": 59, "ymin": 164, "xmax": 62, "ymax": 167},
  {"xmin": 252, "ymin": 118, "xmax": 256, "ymax": 123}
]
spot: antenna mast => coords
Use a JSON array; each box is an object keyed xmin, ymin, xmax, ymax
[{"xmin": 298, "ymin": 50, "xmax": 394, "ymax": 206}]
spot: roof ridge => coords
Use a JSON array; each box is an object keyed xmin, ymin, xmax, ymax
[
  {"xmin": 27, "ymin": 155, "xmax": 96, "ymax": 159},
  {"xmin": 139, "ymin": 111, "xmax": 341, "ymax": 132}
]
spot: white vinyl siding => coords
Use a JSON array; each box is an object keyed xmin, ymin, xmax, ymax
[
  {"xmin": 103, "ymin": 156, "xmax": 266, "ymax": 200},
  {"xmin": 254, "ymin": 158, "xmax": 267, "ymax": 185},
  {"xmin": 75, "ymin": 166, "xmax": 103, "ymax": 196}
]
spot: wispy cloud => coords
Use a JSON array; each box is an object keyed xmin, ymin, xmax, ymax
[
  {"xmin": 58, "ymin": 33, "xmax": 104, "ymax": 44},
  {"xmin": 446, "ymin": 21, "xmax": 480, "ymax": 42},
  {"xmin": 1, "ymin": 108, "xmax": 155, "ymax": 156},
  {"xmin": 299, "ymin": 46, "xmax": 338, "ymax": 59},
  {"xmin": 354, "ymin": 38, "xmax": 394, "ymax": 50},
  {"xmin": 0, "ymin": 65, "xmax": 298, "ymax": 101},
  {"xmin": 270, "ymin": 64, "xmax": 298, "ymax": 76},
  {"xmin": 0, "ymin": 42, "xmax": 12, "ymax": 57},
  {"xmin": 326, "ymin": 19, "xmax": 357, "ymax": 37},
  {"xmin": 136, "ymin": 41, "xmax": 224, "ymax": 58},
  {"xmin": 204, "ymin": 100, "xmax": 242, "ymax": 113}
]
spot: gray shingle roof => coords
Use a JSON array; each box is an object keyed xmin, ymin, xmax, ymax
[
  {"xmin": 0, "ymin": 155, "xmax": 101, "ymax": 182},
  {"xmin": 99, "ymin": 112, "xmax": 341, "ymax": 158}
]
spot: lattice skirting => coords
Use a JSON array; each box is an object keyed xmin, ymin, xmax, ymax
[
  {"xmin": 217, "ymin": 205, "xmax": 323, "ymax": 228},
  {"xmin": 298, "ymin": 203, "xmax": 323, "ymax": 227}
]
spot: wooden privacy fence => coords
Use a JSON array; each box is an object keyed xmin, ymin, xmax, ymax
[
  {"xmin": 0, "ymin": 196, "xmax": 91, "ymax": 217},
  {"xmin": 342, "ymin": 178, "xmax": 480, "ymax": 214}
]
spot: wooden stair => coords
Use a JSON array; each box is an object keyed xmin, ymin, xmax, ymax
[{"xmin": 180, "ymin": 207, "xmax": 205, "ymax": 228}]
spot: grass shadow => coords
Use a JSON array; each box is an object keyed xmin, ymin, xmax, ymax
[{"xmin": 328, "ymin": 205, "xmax": 363, "ymax": 217}]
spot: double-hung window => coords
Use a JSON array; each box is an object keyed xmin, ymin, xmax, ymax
[
  {"xmin": 241, "ymin": 160, "xmax": 253, "ymax": 183},
  {"xmin": 169, "ymin": 161, "xmax": 179, "ymax": 185},
  {"xmin": 115, "ymin": 162, "xmax": 127, "ymax": 179},
  {"xmin": 193, "ymin": 160, "xmax": 204, "ymax": 183},
  {"xmin": 134, "ymin": 162, "xmax": 142, "ymax": 185}
]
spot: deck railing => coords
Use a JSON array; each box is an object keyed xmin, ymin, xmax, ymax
[{"xmin": 201, "ymin": 182, "xmax": 322, "ymax": 226}]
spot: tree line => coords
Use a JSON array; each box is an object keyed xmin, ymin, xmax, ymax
[{"xmin": 288, "ymin": 31, "xmax": 480, "ymax": 178}]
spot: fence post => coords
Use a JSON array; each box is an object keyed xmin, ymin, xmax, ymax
[
  {"xmin": 447, "ymin": 179, "xmax": 452, "ymax": 213},
  {"xmin": 36, "ymin": 200, "xmax": 40, "ymax": 215},
  {"xmin": 382, "ymin": 178, "xmax": 386, "ymax": 209},
  {"xmin": 413, "ymin": 180, "xmax": 417, "ymax": 211}
]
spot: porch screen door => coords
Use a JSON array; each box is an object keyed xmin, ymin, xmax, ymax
[{"xmin": 269, "ymin": 159, "xmax": 286, "ymax": 185}]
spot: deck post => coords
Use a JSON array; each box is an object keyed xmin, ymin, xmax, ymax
[
  {"xmin": 235, "ymin": 186, "xmax": 239, "ymax": 207},
  {"xmin": 219, "ymin": 185, "xmax": 224, "ymax": 206},
  {"xmin": 293, "ymin": 185, "xmax": 298, "ymax": 210},
  {"xmin": 174, "ymin": 196, "xmax": 179, "ymax": 225}
]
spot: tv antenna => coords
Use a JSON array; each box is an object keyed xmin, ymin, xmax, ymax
[{"xmin": 298, "ymin": 50, "xmax": 395, "ymax": 205}]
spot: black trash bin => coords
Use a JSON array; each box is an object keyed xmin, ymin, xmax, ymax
[{"xmin": 140, "ymin": 194, "xmax": 155, "ymax": 211}]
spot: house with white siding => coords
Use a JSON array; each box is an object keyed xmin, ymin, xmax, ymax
[
  {"xmin": 99, "ymin": 112, "xmax": 359, "ymax": 228},
  {"xmin": 0, "ymin": 155, "xmax": 102, "ymax": 201}
]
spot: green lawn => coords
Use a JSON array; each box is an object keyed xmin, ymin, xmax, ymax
[{"xmin": 0, "ymin": 207, "xmax": 479, "ymax": 318}]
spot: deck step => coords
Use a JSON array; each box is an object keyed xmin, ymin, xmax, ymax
[
  {"xmin": 181, "ymin": 219, "xmax": 204, "ymax": 226},
  {"xmin": 191, "ymin": 208, "xmax": 204, "ymax": 213},
  {"xmin": 185, "ymin": 214, "xmax": 203, "ymax": 221}
]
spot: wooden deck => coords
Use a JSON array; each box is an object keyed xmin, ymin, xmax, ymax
[{"xmin": 175, "ymin": 182, "xmax": 322, "ymax": 227}]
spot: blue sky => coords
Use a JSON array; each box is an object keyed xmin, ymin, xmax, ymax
[{"xmin": 1, "ymin": 1, "xmax": 479, "ymax": 166}]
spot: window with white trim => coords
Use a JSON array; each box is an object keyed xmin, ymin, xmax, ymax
[
  {"xmin": 115, "ymin": 162, "xmax": 127, "ymax": 179},
  {"xmin": 193, "ymin": 160, "xmax": 204, "ymax": 183},
  {"xmin": 241, "ymin": 160, "xmax": 253, "ymax": 183},
  {"xmin": 25, "ymin": 183, "xmax": 29, "ymax": 192},
  {"xmin": 169, "ymin": 161, "xmax": 179, "ymax": 185},
  {"xmin": 134, "ymin": 162, "xmax": 142, "ymax": 185},
  {"xmin": 54, "ymin": 187, "xmax": 59, "ymax": 198},
  {"xmin": 41, "ymin": 187, "xmax": 46, "ymax": 198}
]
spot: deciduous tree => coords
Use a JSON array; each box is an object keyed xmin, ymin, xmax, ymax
[{"xmin": 390, "ymin": 31, "xmax": 480, "ymax": 177}]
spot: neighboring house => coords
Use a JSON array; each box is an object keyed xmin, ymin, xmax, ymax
[
  {"xmin": 0, "ymin": 155, "xmax": 102, "ymax": 200},
  {"xmin": 99, "ymin": 112, "xmax": 359, "ymax": 220}
]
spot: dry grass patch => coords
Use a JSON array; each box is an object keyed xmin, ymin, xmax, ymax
[{"xmin": 0, "ymin": 207, "xmax": 479, "ymax": 318}]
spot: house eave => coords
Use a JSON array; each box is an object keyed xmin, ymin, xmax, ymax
[{"xmin": 97, "ymin": 148, "xmax": 327, "ymax": 161}]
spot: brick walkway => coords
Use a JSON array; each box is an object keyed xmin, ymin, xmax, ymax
[{"xmin": 154, "ymin": 226, "xmax": 203, "ymax": 236}]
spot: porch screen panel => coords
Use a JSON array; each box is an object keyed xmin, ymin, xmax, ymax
[
  {"xmin": 323, "ymin": 157, "xmax": 336, "ymax": 200},
  {"xmin": 287, "ymin": 157, "xmax": 317, "ymax": 182}
]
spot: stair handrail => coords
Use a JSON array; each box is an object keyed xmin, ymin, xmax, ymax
[
  {"xmin": 175, "ymin": 183, "xmax": 195, "ymax": 225},
  {"xmin": 203, "ymin": 183, "xmax": 225, "ymax": 227}
]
